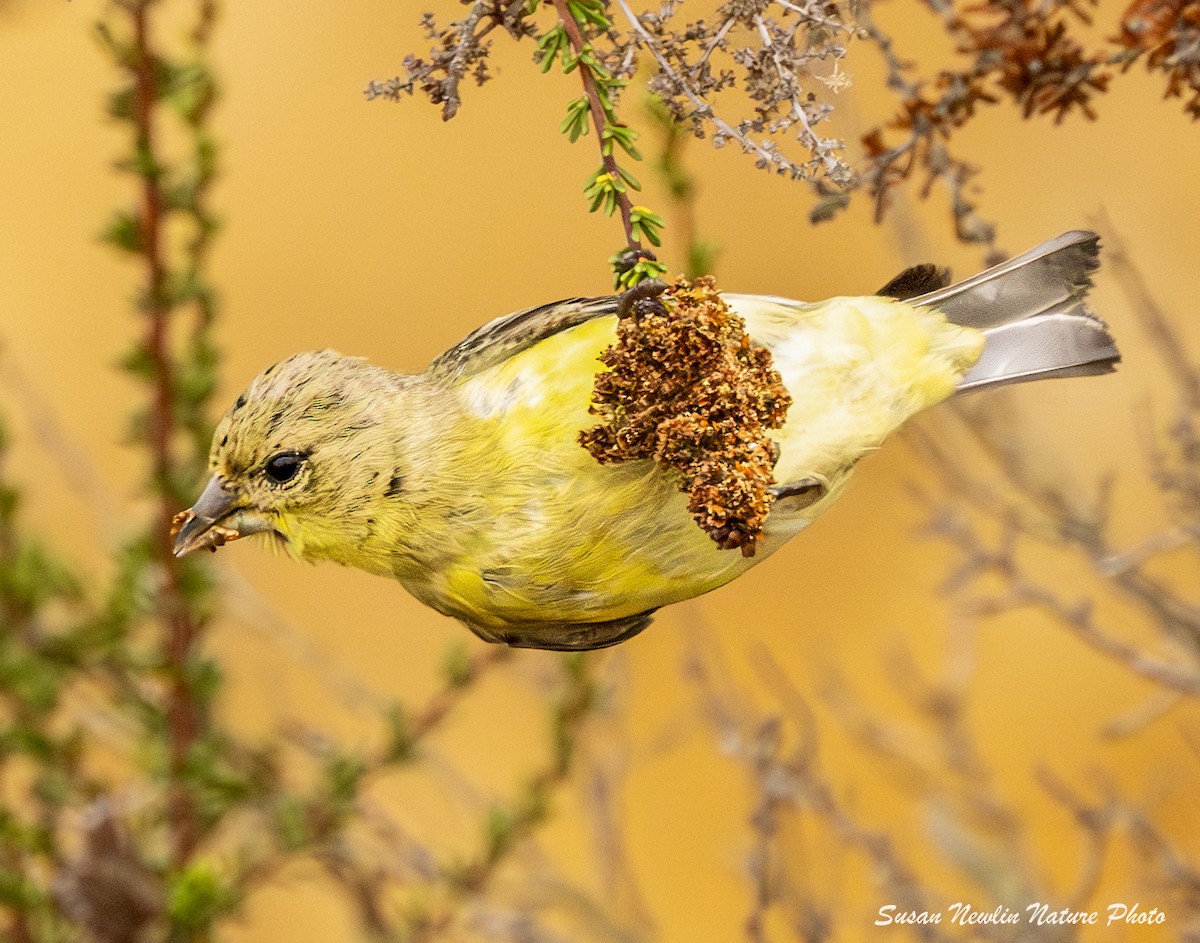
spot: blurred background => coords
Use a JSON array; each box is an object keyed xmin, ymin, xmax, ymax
[{"xmin": 1, "ymin": 1, "xmax": 1199, "ymax": 940}]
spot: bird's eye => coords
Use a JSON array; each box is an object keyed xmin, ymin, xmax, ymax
[{"xmin": 264, "ymin": 452, "xmax": 305, "ymax": 484}]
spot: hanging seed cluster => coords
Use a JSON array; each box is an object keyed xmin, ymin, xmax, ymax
[{"xmin": 580, "ymin": 277, "xmax": 792, "ymax": 557}]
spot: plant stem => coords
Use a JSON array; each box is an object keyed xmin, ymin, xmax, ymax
[
  {"xmin": 408, "ymin": 646, "xmax": 511, "ymax": 740},
  {"xmin": 128, "ymin": 0, "xmax": 203, "ymax": 868},
  {"xmin": 549, "ymin": 0, "xmax": 641, "ymax": 250}
]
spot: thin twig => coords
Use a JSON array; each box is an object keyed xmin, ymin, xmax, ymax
[
  {"xmin": 751, "ymin": 12, "xmax": 837, "ymax": 174},
  {"xmin": 127, "ymin": 0, "xmax": 204, "ymax": 868},
  {"xmin": 549, "ymin": 0, "xmax": 640, "ymax": 249},
  {"xmin": 1036, "ymin": 769, "xmax": 1115, "ymax": 912},
  {"xmin": 1096, "ymin": 213, "xmax": 1200, "ymax": 409},
  {"xmin": 976, "ymin": 581, "xmax": 1200, "ymax": 697},
  {"xmin": 611, "ymin": 0, "xmax": 799, "ymax": 175},
  {"xmin": 239, "ymin": 645, "xmax": 511, "ymax": 895},
  {"xmin": 409, "ymin": 646, "xmax": 512, "ymax": 742},
  {"xmin": 442, "ymin": 1, "xmax": 493, "ymax": 120}
]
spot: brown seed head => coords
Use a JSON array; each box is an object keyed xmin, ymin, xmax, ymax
[{"xmin": 580, "ymin": 276, "xmax": 791, "ymax": 555}]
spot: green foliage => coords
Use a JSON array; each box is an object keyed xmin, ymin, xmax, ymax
[
  {"xmin": 102, "ymin": 209, "xmax": 144, "ymax": 253},
  {"xmin": 442, "ymin": 641, "xmax": 474, "ymax": 688},
  {"xmin": 602, "ymin": 121, "xmax": 641, "ymax": 159},
  {"xmin": 383, "ymin": 701, "xmax": 416, "ymax": 763},
  {"xmin": 168, "ymin": 860, "xmax": 237, "ymax": 934},
  {"xmin": 629, "ymin": 204, "xmax": 665, "ymax": 247},
  {"xmin": 560, "ymin": 94, "xmax": 590, "ymax": 140},
  {"xmin": 272, "ymin": 795, "xmax": 312, "ymax": 852},
  {"xmin": 645, "ymin": 95, "xmax": 721, "ymax": 278},
  {"xmin": 0, "ymin": 865, "xmax": 46, "ymax": 910},
  {"xmin": 687, "ymin": 240, "xmax": 721, "ymax": 282},
  {"xmin": 566, "ymin": 0, "xmax": 610, "ymax": 30},
  {"xmin": 583, "ymin": 168, "xmax": 630, "ymax": 215},
  {"xmin": 609, "ymin": 248, "xmax": 669, "ymax": 291},
  {"xmin": 0, "ymin": 3, "xmax": 238, "ymax": 940},
  {"xmin": 0, "ymin": 417, "xmax": 102, "ymax": 943},
  {"xmin": 322, "ymin": 752, "xmax": 365, "ymax": 810},
  {"xmin": 537, "ymin": 25, "xmax": 569, "ymax": 72},
  {"xmin": 484, "ymin": 803, "xmax": 518, "ymax": 863},
  {"xmin": 539, "ymin": 0, "xmax": 667, "ymax": 289}
]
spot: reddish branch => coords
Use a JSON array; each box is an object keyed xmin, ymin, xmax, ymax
[
  {"xmin": 407, "ymin": 646, "xmax": 511, "ymax": 739},
  {"xmin": 242, "ymin": 645, "xmax": 512, "ymax": 894},
  {"xmin": 405, "ymin": 656, "xmax": 594, "ymax": 941},
  {"xmin": 548, "ymin": 0, "xmax": 641, "ymax": 250},
  {"xmin": 4, "ymin": 847, "xmax": 35, "ymax": 943},
  {"xmin": 438, "ymin": 0, "xmax": 519, "ymax": 120},
  {"xmin": 128, "ymin": 0, "xmax": 203, "ymax": 868}
]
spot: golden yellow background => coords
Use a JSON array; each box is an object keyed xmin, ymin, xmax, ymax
[{"xmin": 2, "ymin": 1, "xmax": 1198, "ymax": 940}]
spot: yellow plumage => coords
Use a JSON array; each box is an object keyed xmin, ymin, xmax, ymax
[
  {"xmin": 424, "ymin": 295, "xmax": 982, "ymax": 630},
  {"xmin": 173, "ymin": 232, "xmax": 1119, "ymax": 649}
]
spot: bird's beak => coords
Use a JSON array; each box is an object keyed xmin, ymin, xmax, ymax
[{"xmin": 172, "ymin": 476, "xmax": 273, "ymax": 558}]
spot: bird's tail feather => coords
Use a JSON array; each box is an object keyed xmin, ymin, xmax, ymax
[{"xmin": 910, "ymin": 230, "xmax": 1121, "ymax": 392}]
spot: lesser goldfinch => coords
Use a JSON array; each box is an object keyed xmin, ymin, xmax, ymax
[{"xmin": 173, "ymin": 231, "xmax": 1119, "ymax": 649}]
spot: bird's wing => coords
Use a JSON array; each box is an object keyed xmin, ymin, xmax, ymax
[
  {"xmin": 427, "ymin": 262, "xmax": 976, "ymax": 382},
  {"xmin": 460, "ymin": 608, "xmax": 658, "ymax": 651},
  {"xmin": 876, "ymin": 263, "xmax": 952, "ymax": 300},
  {"xmin": 435, "ymin": 290, "xmax": 808, "ymax": 383},
  {"xmin": 425, "ymin": 295, "xmax": 619, "ymax": 381}
]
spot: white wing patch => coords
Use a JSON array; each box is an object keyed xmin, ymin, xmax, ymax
[{"xmin": 462, "ymin": 368, "xmax": 547, "ymax": 419}]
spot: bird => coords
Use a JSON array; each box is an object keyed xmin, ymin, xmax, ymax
[{"xmin": 173, "ymin": 230, "xmax": 1119, "ymax": 650}]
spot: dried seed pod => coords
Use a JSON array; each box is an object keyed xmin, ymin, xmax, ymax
[
  {"xmin": 580, "ymin": 276, "xmax": 791, "ymax": 556},
  {"xmin": 169, "ymin": 509, "xmax": 240, "ymax": 553}
]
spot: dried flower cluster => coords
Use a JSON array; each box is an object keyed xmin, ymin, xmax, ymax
[
  {"xmin": 1117, "ymin": 0, "xmax": 1200, "ymax": 117},
  {"xmin": 365, "ymin": 2, "xmax": 536, "ymax": 120},
  {"xmin": 861, "ymin": 0, "xmax": 1200, "ymax": 255},
  {"xmin": 368, "ymin": 0, "xmax": 855, "ymax": 182},
  {"xmin": 371, "ymin": 0, "xmax": 1200, "ymax": 262},
  {"xmin": 579, "ymin": 278, "xmax": 791, "ymax": 556},
  {"xmin": 632, "ymin": 0, "xmax": 853, "ymax": 185}
]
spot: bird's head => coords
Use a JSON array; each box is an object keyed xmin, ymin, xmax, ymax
[{"xmin": 172, "ymin": 350, "xmax": 412, "ymax": 564}]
